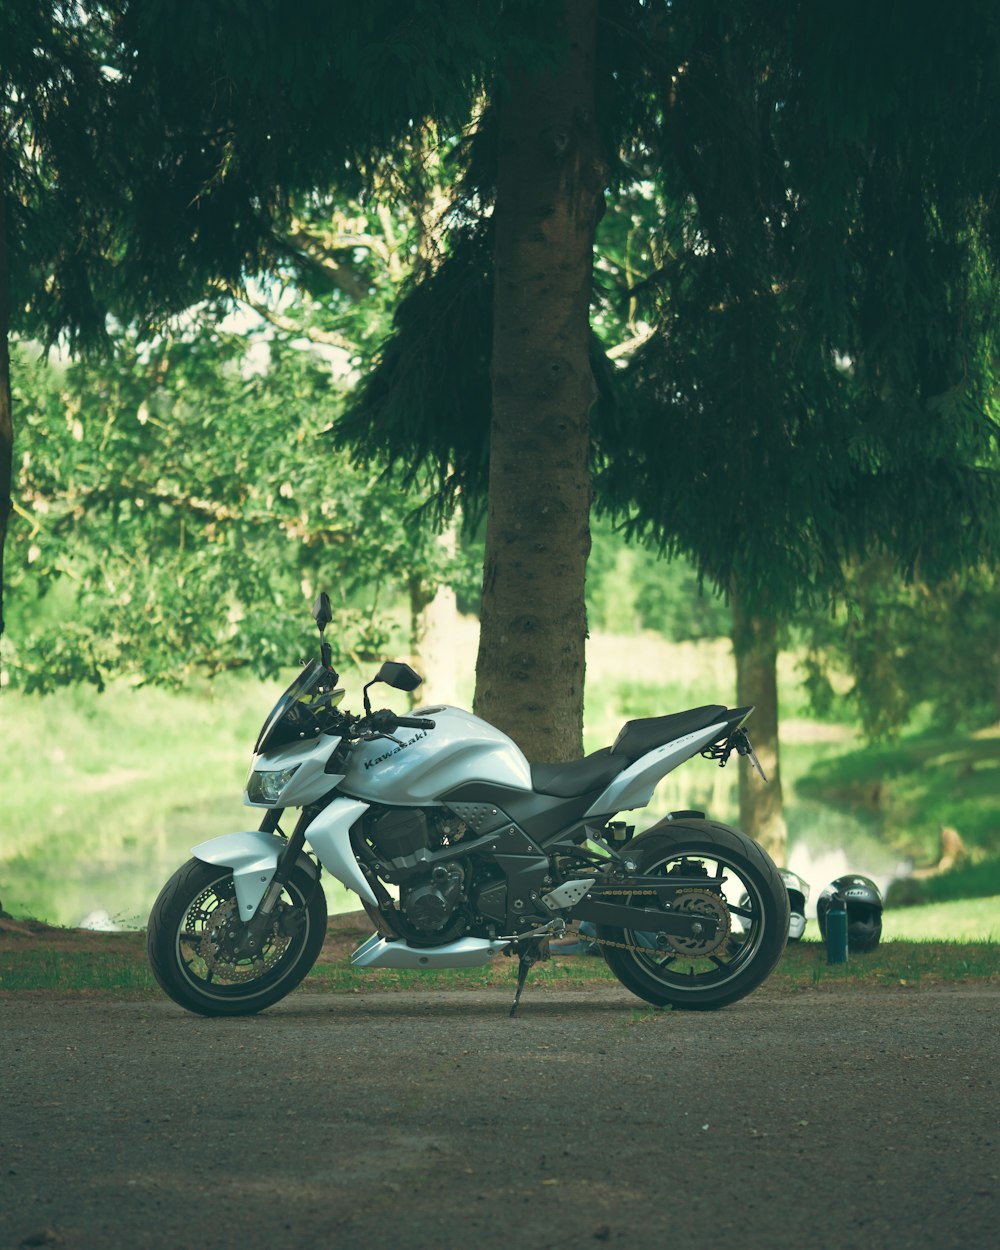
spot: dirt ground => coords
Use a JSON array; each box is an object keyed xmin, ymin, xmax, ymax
[{"xmin": 2, "ymin": 948, "xmax": 998, "ymax": 1250}]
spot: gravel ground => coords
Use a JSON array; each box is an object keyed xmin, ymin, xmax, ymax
[{"xmin": 1, "ymin": 982, "xmax": 998, "ymax": 1250}]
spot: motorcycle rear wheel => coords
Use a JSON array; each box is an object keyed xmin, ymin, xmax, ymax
[
  {"xmin": 597, "ymin": 818, "xmax": 788, "ymax": 1010},
  {"xmin": 147, "ymin": 858, "xmax": 327, "ymax": 1017}
]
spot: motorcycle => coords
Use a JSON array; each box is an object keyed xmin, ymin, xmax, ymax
[{"xmin": 147, "ymin": 594, "xmax": 789, "ymax": 1017}]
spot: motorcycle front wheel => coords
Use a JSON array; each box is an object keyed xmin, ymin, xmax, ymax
[
  {"xmin": 147, "ymin": 858, "xmax": 327, "ymax": 1016},
  {"xmin": 597, "ymin": 818, "xmax": 789, "ymax": 1010}
]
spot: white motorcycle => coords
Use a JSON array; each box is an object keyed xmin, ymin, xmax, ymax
[{"xmin": 147, "ymin": 595, "xmax": 789, "ymax": 1017}]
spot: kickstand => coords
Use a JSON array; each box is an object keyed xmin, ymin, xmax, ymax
[{"xmin": 509, "ymin": 941, "xmax": 543, "ymax": 1018}]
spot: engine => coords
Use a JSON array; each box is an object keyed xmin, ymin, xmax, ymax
[
  {"xmin": 403, "ymin": 862, "xmax": 466, "ymax": 933},
  {"xmin": 367, "ymin": 807, "xmax": 472, "ymax": 936}
]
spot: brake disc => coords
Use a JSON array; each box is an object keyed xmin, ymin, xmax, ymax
[{"xmin": 197, "ymin": 896, "xmax": 290, "ymax": 984}]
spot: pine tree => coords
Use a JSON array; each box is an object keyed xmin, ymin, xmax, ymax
[{"xmin": 343, "ymin": 1, "xmax": 1000, "ymax": 831}]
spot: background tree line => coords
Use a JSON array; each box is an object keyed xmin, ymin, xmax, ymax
[{"xmin": 3, "ymin": 1, "xmax": 999, "ymax": 864}]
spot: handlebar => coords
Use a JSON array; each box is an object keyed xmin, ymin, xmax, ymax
[{"xmin": 360, "ymin": 709, "xmax": 437, "ymax": 736}]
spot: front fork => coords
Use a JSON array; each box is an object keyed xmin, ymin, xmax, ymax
[{"xmin": 240, "ymin": 808, "xmax": 318, "ymax": 946}]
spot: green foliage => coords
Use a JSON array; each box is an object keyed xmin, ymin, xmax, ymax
[
  {"xmin": 108, "ymin": 0, "xmax": 563, "ymax": 328},
  {"xmin": 339, "ymin": 226, "xmax": 495, "ymax": 514},
  {"xmin": 797, "ymin": 559, "xmax": 1000, "ymax": 738},
  {"xmin": 599, "ymin": 0, "xmax": 1000, "ymax": 609},
  {"xmin": 887, "ymin": 860, "xmax": 1000, "ymax": 910},
  {"xmin": 337, "ymin": 0, "xmax": 1000, "ymax": 620},
  {"xmin": 586, "ymin": 515, "xmax": 730, "ymax": 640},
  {"xmin": 5, "ymin": 330, "xmax": 470, "ymax": 691},
  {"xmin": 797, "ymin": 727, "xmax": 1000, "ymax": 861},
  {"xmin": 1, "ymin": 1, "xmax": 126, "ymax": 348}
]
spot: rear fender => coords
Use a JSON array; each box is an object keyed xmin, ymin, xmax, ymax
[{"xmin": 192, "ymin": 830, "xmax": 319, "ymax": 920}]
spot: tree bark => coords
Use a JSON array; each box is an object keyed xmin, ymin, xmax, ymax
[
  {"xmin": 731, "ymin": 591, "xmax": 788, "ymax": 865},
  {"xmin": 474, "ymin": 0, "xmax": 604, "ymax": 762},
  {"xmin": 0, "ymin": 169, "xmax": 12, "ymax": 640}
]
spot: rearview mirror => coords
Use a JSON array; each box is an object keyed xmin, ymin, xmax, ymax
[
  {"xmin": 376, "ymin": 661, "xmax": 423, "ymax": 692},
  {"xmin": 312, "ymin": 592, "xmax": 333, "ymax": 632}
]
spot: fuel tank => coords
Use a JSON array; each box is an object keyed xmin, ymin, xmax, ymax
[{"xmin": 339, "ymin": 705, "xmax": 532, "ymax": 805}]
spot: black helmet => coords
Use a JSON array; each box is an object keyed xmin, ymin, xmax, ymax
[
  {"xmin": 816, "ymin": 875, "xmax": 883, "ymax": 952},
  {"xmin": 780, "ymin": 869, "xmax": 809, "ymax": 941}
]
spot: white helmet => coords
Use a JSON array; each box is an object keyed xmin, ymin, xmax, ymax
[
  {"xmin": 780, "ymin": 869, "xmax": 809, "ymax": 940},
  {"xmin": 739, "ymin": 869, "xmax": 809, "ymax": 940}
]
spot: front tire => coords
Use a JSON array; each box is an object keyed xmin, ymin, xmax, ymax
[
  {"xmin": 147, "ymin": 858, "xmax": 327, "ymax": 1016},
  {"xmin": 597, "ymin": 818, "xmax": 789, "ymax": 1010}
]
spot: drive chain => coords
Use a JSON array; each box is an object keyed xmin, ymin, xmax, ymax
[{"xmin": 584, "ymin": 889, "xmax": 668, "ymax": 954}]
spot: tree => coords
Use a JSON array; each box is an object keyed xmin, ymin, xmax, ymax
[
  {"xmin": 341, "ymin": 4, "xmax": 659, "ymax": 758},
  {"xmin": 3, "ymin": 0, "xmax": 549, "ymax": 644},
  {"xmin": 0, "ymin": 1, "xmax": 126, "ymax": 636},
  {"xmin": 234, "ymin": 143, "xmax": 475, "ymax": 700},
  {"xmin": 799, "ymin": 559, "xmax": 1000, "ymax": 739},
  {"xmin": 472, "ymin": 0, "xmax": 604, "ymax": 760},
  {"xmin": 7, "ymin": 0, "xmax": 613, "ymax": 745},
  {"xmin": 341, "ymin": 1, "xmax": 1000, "ymax": 861},
  {"xmin": 597, "ymin": 1, "xmax": 1000, "ymax": 857},
  {"xmin": 6, "ymin": 326, "xmax": 471, "ymax": 692},
  {"xmin": 9, "ymin": 1, "xmax": 1000, "ymax": 826}
]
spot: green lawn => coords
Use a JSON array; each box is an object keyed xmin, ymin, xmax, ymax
[
  {"xmin": 2, "ymin": 627, "xmax": 997, "ymax": 929},
  {"xmin": 1, "ymin": 931, "xmax": 996, "ymax": 994},
  {"xmin": 879, "ymin": 893, "xmax": 1000, "ymax": 941},
  {"xmin": 798, "ymin": 725, "xmax": 1000, "ymax": 861}
]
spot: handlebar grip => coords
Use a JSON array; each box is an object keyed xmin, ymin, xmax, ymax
[{"xmin": 395, "ymin": 716, "xmax": 436, "ymax": 730}]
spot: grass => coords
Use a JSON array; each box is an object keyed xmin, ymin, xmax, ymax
[
  {"xmin": 2, "ymin": 623, "xmax": 996, "ymax": 930},
  {"xmin": 0, "ymin": 948, "xmax": 159, "ymax": 992},
  {"xmin": 880, "ymin": 893, "xmax": 1000, "ymax": 940},
  {"xmin": 0, "ymin": 629, "xmax": 748, "ymax": 927},
  {"xmin": 781, "ymin": 939, "xmax": 1000, "ymax": 989},
  {"xmin": 798, "ymin": 724, "xmax": 1000, "ymax": 863},
  {"xmin": 2, "ymin": 928, "xmax": 997, "ymax": 994}
]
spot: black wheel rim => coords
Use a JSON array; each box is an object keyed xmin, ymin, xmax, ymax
[
  {"xmin": 174, "ymin": 872, "xmax": 312, "ymax": 999},
  {"xmin": 616, "ymin": 848, "xmax": 768, "ymax": 990}
]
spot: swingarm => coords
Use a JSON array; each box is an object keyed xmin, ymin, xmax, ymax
[
  {"xmin": 565, "ymin": 870, "xmax": 728, "ymax": 938},
  {"xmin": 571, "ymin": 896, "xmax": 721, "ymax": 939}
]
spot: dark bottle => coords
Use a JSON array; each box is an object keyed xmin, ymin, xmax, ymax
[{"xmin": 825, "ymin": 892, "xmax": 848, "ymax": 965}]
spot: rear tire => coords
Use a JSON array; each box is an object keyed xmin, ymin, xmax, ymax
[
  {"xmin": 598, "ymin": 818, "xmax": 788, "ymax": 1010},
  {"xmin": 147, "ymin": 858, "xmax": 327, "ymax": 1017}
]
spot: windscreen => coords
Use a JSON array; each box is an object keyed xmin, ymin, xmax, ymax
[{"xmin": 254, "ymin": 661, "xmax": 341, "ymax": 753}]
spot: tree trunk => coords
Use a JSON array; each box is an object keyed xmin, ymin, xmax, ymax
[
  {"xmin": 0, "ymin": 170, "xmax": 12, "ymax": 640},
  {"xmin": 474, "ymin": 0, "xmax": 604, "ymax": 763},
  {"xmin": 731, "ymin": 591, "xmax": 787, "ymax": 865}
]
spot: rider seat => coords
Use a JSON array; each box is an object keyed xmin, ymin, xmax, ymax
[
  {"xmin": 610, "ymin": 705, "xmax": 728, "ymax": 761},
  {"xmin": 530, "ymin": 748, "xmax": 625, "ymax": 798},
  {"xmin": 529, "ymin": 705, "xmax": 729, "ymax": 797}
]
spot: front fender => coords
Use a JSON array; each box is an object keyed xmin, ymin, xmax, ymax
[{"xmin": 192, "ymin": 830, "xmax": 319, "ymax": 920}]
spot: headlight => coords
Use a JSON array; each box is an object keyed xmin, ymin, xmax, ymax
[{"xmin": 246, "ymin": 765, "xmax": 300, "ymax": 804}]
